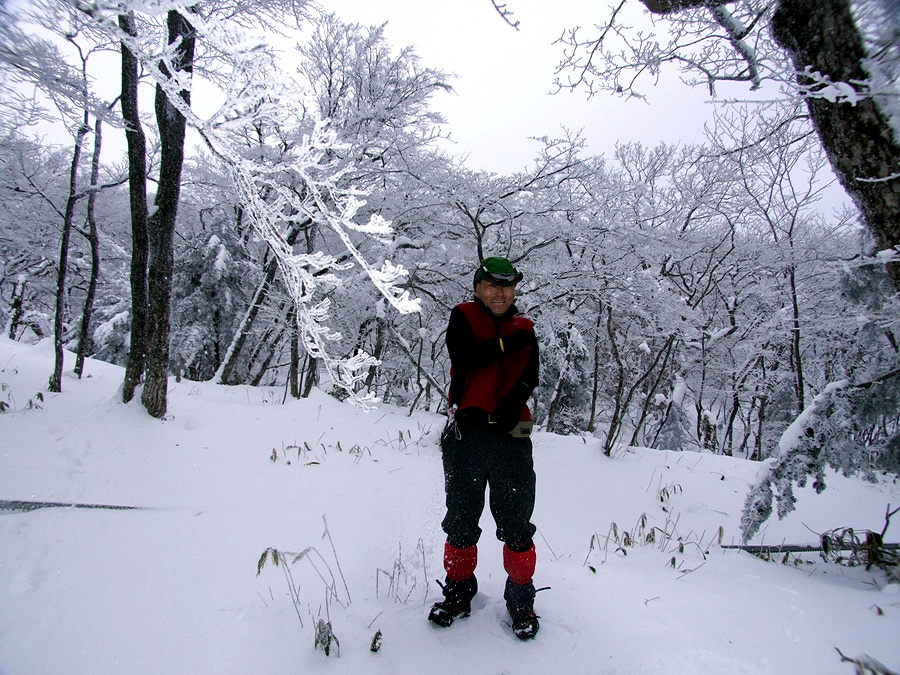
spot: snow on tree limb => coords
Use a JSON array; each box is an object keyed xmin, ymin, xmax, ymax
[
  {"xmin": 73, "ymin": 0, "xmax": 420, "ymax": 404},
  {"xmin": 741, "ymin": 365, "xmax": 900, "ymax": 541}
]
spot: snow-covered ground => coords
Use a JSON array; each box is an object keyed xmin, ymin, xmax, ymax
[{"xmin": 1, "ymin": 337, "xmax": 898, "ymax": 674}]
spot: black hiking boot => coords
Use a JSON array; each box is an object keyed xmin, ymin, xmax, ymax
[
  {"xmin": 428, "ymin": 576, "xmax": 477, "ymax": 628},
  {"xmin": 428, "ymin": 595, "xmax": 471, "ymax": 627},
  {"xmin": 507, "ymin": 603, "xmax": 540, "ymax": 640},
  {"xmin": 504, "ymin": 578, "xmax": 540, "ymax": 640}
]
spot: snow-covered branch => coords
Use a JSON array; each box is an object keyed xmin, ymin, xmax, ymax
[
  {"xmin": 742, "ymin": 365, "xmax": 900, "ymax": 541},
  {"xmin": 73, "ymin": 0, "xmax": 420, "ymax": 405}
]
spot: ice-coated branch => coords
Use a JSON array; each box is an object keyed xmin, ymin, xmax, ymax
[
  {"xmin": 75, "ymin": 0, "xmax": 421, "ymax": 404},
  {"xmin": 711, "ymin": 5, "xmax": 761, "ymax": 89}
]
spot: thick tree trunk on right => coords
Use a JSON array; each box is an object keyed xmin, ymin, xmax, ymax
[
  {"xmin": 140, "ymin": 9, "xmax": 195, "ymax": 418},
  {"xmin": 638, "ymin": 0, "xmax": 900, "ymax": 283},
  {"xmin": 771, "ymin": 0, "xmax": 900, "ymax": 283}
]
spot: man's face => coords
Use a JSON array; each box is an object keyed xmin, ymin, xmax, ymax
[{"xmin": 475, "ymin": 280, "xmax": 516, "ymax": 316}]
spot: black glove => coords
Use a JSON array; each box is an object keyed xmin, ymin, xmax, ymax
[
  {"xmin": 454, "ymin": 407, "xmax": 481, "ymax": 434},
  {"xmin": 493, "ymin": 401, "xmax": 521, "ymax": 432}
]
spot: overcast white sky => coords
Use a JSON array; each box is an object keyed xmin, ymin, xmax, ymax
[
  {"xmin": 22, "ymin": 0, "xmax": 724, "ymax": 176},
  {"xmin": 319, "ymin": 0, "xmax": 721, "ymax": 174}
]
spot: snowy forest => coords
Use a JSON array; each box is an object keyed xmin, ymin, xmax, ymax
[{"xmin": 0, "ymin": 0, "xmax": 899, "ymax": 539}]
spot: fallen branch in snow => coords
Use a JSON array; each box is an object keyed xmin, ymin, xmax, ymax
[
  {"xmin": 819, "ymin": 510, "xmax": 899, "ymax": 580},
  {"xmin": 726, "ymin": 505, "xmax": 899, "ymax": 578},
  {"xmin": 721, "ymin": 542, "xmax": 900, "ymax": 554}
]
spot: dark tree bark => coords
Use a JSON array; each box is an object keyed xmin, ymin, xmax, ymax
[
  {"xmin": 587, "ymin": 306, "xmax": 603, "ymax": 434},
  {"xmin": 119, "ymin": 12, "xmax": 150, "ymax": 403},
  {"xmin": 628, "ymin": 335, "xmax": 676, "ymax": 448},
  {"xmin": 604, "ymin": 305, "xmax": 626, "ymax": 456},
  {"xmin": 637, "ymin": 0, "xmax": 900, "ymax": 283},
  {"xmin": 771, "ymin": 0, "xmax": 900, "ymax": 284},
  {"xmin": 141, "ymin": 9, "xmax": 195, "ymax": 418},
  {"xmin": 7, "ymin": 276, "xmax": 27, "ymax": 340},
  {"xmin": 289, "ymin": 308, "xmax": 300, "ymax": 399},
  {"xmin": 48, "ymin": 118, "xmax": 89, "ymax": 393},
  {"xmin": 300, "ymin": 353, "xmax": 318, "ymax": 397},
  {"xmin": 641, "ymin": 0, "xmax": 731, "ymax": 12},
  {"xmin": 75, "ymin": 117, "xmax": 103, "ymax": 378}
]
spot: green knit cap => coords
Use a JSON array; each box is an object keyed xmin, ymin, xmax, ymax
[{"xmin": 473, "ymin": 256, "xmax": 523, "ymax": 288}]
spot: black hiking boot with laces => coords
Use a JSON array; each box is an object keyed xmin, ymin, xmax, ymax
[
  {"xmin": 427, "ymin": 576, "xmax": 477, "ymax": 627},
  {"xmin": 507, "ymin": 603, "xmax": 540, "ymax": 640},
  {"xmin": 504, "ymin": 578, "xmax": 540, "ymax": 640}
]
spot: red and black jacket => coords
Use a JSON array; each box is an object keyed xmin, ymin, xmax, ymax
[{"xmin": 446, "ymin": 298, "xmax": 539, "ymax": 424}]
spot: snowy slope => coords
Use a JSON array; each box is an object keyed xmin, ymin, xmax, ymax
[{"xmin": 1, "ymin": 337, "xmax": 898, "ymax": 674}]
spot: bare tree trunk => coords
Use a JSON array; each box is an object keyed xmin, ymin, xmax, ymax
[
  {"xmin": 362, "ymin": 317, "xmax": 385, "ymax": 389},
  {"xmin": 546, "ymin": 326, "xmax": 575, "ymax": 433},
  {"xmin": 628, "ymin": 336, "xmax": 675, "ymax": 447},
  {"xmin": 787, "ymin": 262, "xmax": 805, "ymax": 410},
  {"xmin": 250, "ymin": 328, "xmax": 285, "ymax": 387},
  {"xmin": 722, "ymin": 387, "xmax": 742, "ymax": 456},
  {"xmin": 587, "ymin": 306, "xmax": 603, "ymax": 433},
  {"xmin": 119, "ymin": 12, "xmax": 150, "ymax": 403},
  {"xmin": 49, "ymin": 118, "xmax": 89, "ymax": 393},
  {"xmin": 141, "ymin": 9, "xmax": 195, "ymax": 418},
  {"xmin": 737, "ymin": 396, "xmax": 758, "ymax": 458},
  {"xmin": 289, "ymin": 308, "xmax": 300, "ymax": 399},
  {"xmin": 7, "ymin": 276, "xmax": 27, "ymax": 340},
  {"xmin": 604, "ymin": 306, "xmax": 626, "ymax": 456},
  {"xmin": 754, "ymin": 395, "xmax": 767, "ymax": 460},
  {"xmin": 407, "ymin": 330, "xmax": 432, "ymax": 415},
  {"xmin": 215, "ymin": 219, "xmax": 308, "ymax": 384},
  {"xmin": 300, "ymin": 354, "xmax": 318, "ymax": 397},
  {"xmin": 408, "ymin": 325, "xmax": 427, "ymax": 414},
  {"xmin": 75, "ymin": 117, "xmax": 103, "ymax": 378}
]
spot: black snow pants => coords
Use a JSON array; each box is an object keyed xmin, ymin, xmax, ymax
[{"xmin": 439, "ymin": 420, "xmax": 537, "ymax": 551}]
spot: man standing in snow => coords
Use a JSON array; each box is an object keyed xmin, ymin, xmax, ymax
[{"xmin": 428, "ymin": 256, "xmax": 541, "ymax": 640}]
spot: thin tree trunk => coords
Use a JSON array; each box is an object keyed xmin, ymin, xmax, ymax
[
  {"xmin": 300, "ymin": 353, "xmax": 318, "ymax": 397},
  {"xmin": 587, "ymin": 305, "xmax": 603, "ymax": 433},
  {"xmin": 628, "ymin": 336, "xmax": 675, "ymax": 447},
  {"xmin": 604, "ymin": 306, "xmax": 626, "ymax": 456},
  {"xmin": 49, "ymin": 118, "xmax": 89, "ymax": 393},
  {"xmin": 215, "ymin": 219, "xmax": 308, "ymax": 384},
  {"xmin": 787, "ymin": 262, "xmax": 805, "ymax": 410},
  {"xmin": 75, "ymin": 117, "xmax": 103, "ymax": 378},
  {"xmin": 546, "ymin": 326, "xmax": 575, "ymax": 433},
  {"xmin": 7, "ymin": 276, "xmax": 27, "ymax": 340},
  {"xmin": 362, "ymin": 315, "xmax": 386, "ymax": 389},
  {"xmin": 722, "ymin": 387, "xmax": 742, "ymax": 456},
  {"xmin": 250, "ymin": 328, "xmax": 286, "ymax": 387},
  {"xmin": 119, "ymin": 12, "xmax": 150, "ymax": 403},
  {"xmin": 408, "ymin": 334, "xmax": 429, "ymax": 415},
  {"xmin": 289, "ymin": 308, "xmax": 300, "ymax": 399}
]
